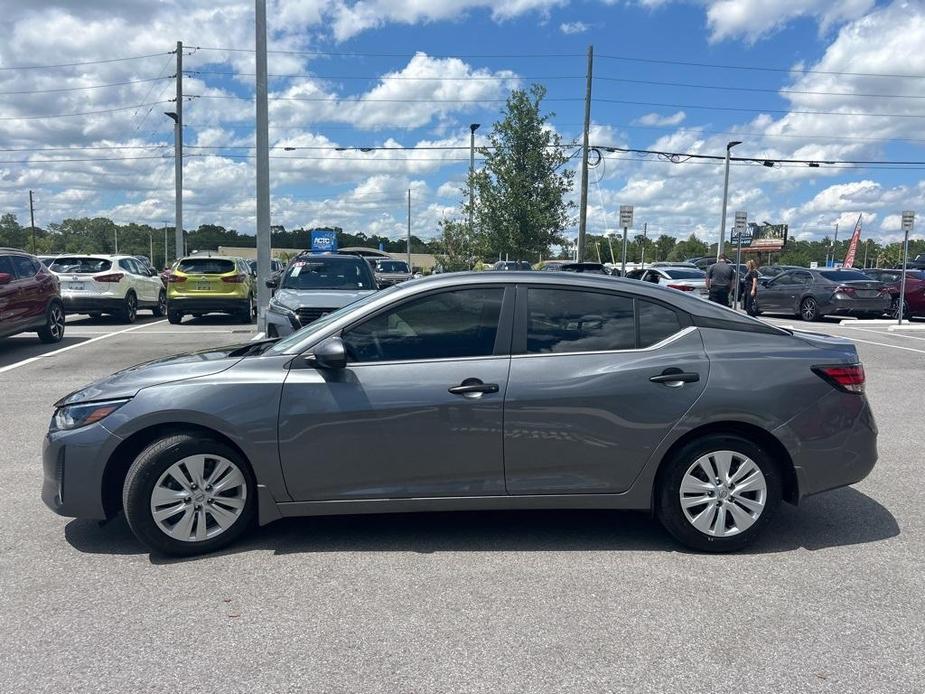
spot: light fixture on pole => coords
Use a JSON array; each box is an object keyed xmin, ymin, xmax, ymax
[{"xmin": 717, "ymin": 141, "xmax": 742, "ymax": 260}]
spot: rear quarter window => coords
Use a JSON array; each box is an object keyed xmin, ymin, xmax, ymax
[{"xmin": 638, "ymin": 300, "xmax": 684, "ymax": 347}]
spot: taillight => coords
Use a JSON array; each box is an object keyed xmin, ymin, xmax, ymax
[
  {"xmin": 94, "ymin": 272, "xmax": 124, "ymax": 283},
  {"xmin": 812, "ymin": 364, "xmax": 865, "ymax": 394},
  {"xmin": 222, "ymin": 273, "xmax": 246, "ymax": 283},
  {"xmin": 834, "ymin": 285, "xmax": 856, "ymax": 295},
  {"xmin": 167, "ymin": 273, "xmax": 187, "ymax": 283},
  {"xmin": 667, "ymin": 284, "xmax": 695, "ymax": 292}
]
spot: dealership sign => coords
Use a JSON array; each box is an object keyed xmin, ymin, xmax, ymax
[
  {"xmin": 310, "ymin": 228, "xmax": 338, "ymax": 254},
  {"xmin": 730, "ymin": 222, "xmax": 788, "ymax": 251}
]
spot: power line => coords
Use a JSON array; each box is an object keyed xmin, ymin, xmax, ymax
[
  {"xmin": 0, "ymin": 100, "xmax": 174, "ymax": 121},
  {"xmin": 183, "ymin": 69, "xmax": 571, "ymax": 81},
  {"xmin": 0, "ymin": 51, "xmax": 175, "ymax": 71},
  {"xmin": 0, "ymin": 154, "xmax": 174, "ymax": 164},
  {"xmin": 184, "ymin": 93, "xmax": 582, "ymax": 103},
  {"xmin": 594, "ymin": 97, "xmax": 925, "ymax": 119},
  {"xmin": 608, "ymin": 122, "xmax": 925, "ymax": 146},
  {"xmin": 189, "ymin": 46, "xmax": 583, "ymax": 59},
  {"xmin": 593, "ymin": 145, "xmax": 925, "ymax": 168},
  {"xmin": 0, "ymin": 76, "xmax": 173, "ymax": 96}
]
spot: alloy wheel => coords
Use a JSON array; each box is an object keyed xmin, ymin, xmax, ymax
[
  {"xmin": 149, "ymin": 454, "xmax": 248, "ymax": 542},
  {"xmin": 800, "ymin": 298, "xmax": 817, "ymax": 321},
  {"xmin": 48, "ymin": 303, "xmax": 65, "ymax": 339},
  {"xmin": 157, "ymin": 292, "xmax": 167, "ymax": 315},
  {"xmin": 126, "ymin": 294, "xmax": 137, "ymax": 321},
  {"xmin": 889, "ymin": 297, "xmax": 909, "ymax": 320},
  {"xmin": 678, "ymin": 450, "xmax": 767, "ymax": 537}
]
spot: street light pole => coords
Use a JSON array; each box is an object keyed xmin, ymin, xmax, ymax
[
  {"xmin": 255, "ymin": 0, "xmax": 272, "ymax": 333},
  {"xmin": 468, "ymin": 123, "xmax": 479, "ymax": 232},
  {"xmin": 717, "ymin": 140, "xmax": 742, "ymax": 260}
]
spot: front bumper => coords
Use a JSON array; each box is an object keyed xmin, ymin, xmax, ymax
[
  {"xmin": 266, "ymin": 306, "xmax": 300, "ymax": 337},
  {"xmin": 773, "ymin": 389, "xmax": 878, "ymax": 500},
  {"xmin": 167, "ymin": 297, "xmax": 247, "ymax": 314},
  {"xmin": 42, "ymin": 421, "xmax": 123, "ymax": 520}
]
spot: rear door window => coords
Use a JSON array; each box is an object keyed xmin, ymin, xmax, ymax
[
  {"xmin": 177, "ymin": 258, "xmax": 235, "ymax": 275},
  {"xmin": 11, "ymin": 255, "xmax": 38, "ymax": 279},
  {"xmin": 526, "ymin": 288, "xmax": 635, "ymax": 354}
]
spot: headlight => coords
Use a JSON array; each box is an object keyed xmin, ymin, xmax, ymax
[
  {"xmin": 267, "ymin": 300, "xmax": 295, "ymax": 316},
  {"xmin": 51, "ymin": 398, "xmax": 130, "ymax": 432}
]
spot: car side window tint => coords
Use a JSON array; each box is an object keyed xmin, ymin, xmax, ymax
[
  {"xmin": 527, "ymin": 288, "xmax": 635, "ymax": 354},
  {"xmin": 794, "ymin": 272, "xmax": 812, "ymax": 285},
  {"xmin": 342, "ymin": 287, "xmax": 504, "ymax": 363},
  {"xmin": 638, "ymin": 300, "xmax": 683, "ymax": 348},
  {"xmin": 119, "ymin": 259, "xmax": 135, "ymax": 274},
  {"xmin": 11, "ymin": 255, "xmax": 37, "ymax": 279},
  {"xmin": 0, "ymin": 255, "xmax": 13, "ymax": 276}
]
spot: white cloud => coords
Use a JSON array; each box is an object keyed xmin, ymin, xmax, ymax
[
  {"xmin": 635, "ymin": 111, "xmax": 687, "ymax": 127},
  {"xmin": 705, "ymin": 0, "xmax": 875, "ymax": 43},
  {"xmin": 560, "ymin": 21, "xmax": 590, "ymax": 34}
]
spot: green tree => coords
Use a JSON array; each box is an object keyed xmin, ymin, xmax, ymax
[
  {"xmin": 434, "ymin": 219, "xmax": 478, "ymax": 271},
  {"xmin": 469, "ymin": 84, "xmax": 575, "ymax": 261},
  {"xmin": 669, "ymin": 234, "xmax": 708, "ymax": 262},
  {"xmin": 654, "ymin": 234, "xmax": 677, "ymax": 262}
]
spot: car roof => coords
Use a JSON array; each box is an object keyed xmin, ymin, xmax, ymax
[{"xmin": 0, "ymin": 247, "xmax": 37, "ymax": 256}]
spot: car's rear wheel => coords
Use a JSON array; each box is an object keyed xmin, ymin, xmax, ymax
[
  {"xmin": 799, "ymin": 297, "xmax": 818, "ymax": 321},
  {"xmin": 119, "ymin": 291, "xmax": 137, "ymax": 323},
  {"xmin": 123, "ymin": 433, "xmax": 256, "ymax": 556},
  {"xmin": 37, "ymin": 300, "xmax": 65, "ymax": 343},
  {"xmin": 239, "ymin": 295, "xmax": 255, "ymax": 323},
  {"xmin": 889, "ymin": 296, "xmax": 910, "ymax": 320},
  {"xmin": 152, "ymin": 290, "xmax": 167, "ymax": 317},
  {"xmin": 167, "ymin": 309, "xmax": 183, "ymax": 325},
  {"xmin": 656, "ymin": 434, "xmax": 782, "ymax": 553}
]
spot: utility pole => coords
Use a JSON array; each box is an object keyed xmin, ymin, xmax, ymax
[
  {"xmin": 862, "ymin": 238, "xmax": 869, "ymax": 268},
  {"xmin": 28, "ymin": 190, "xmax": 36, "ymax": 254},
  {"xmin": 255, "ymin": 1, "xmax": 272, "ymax": 332},
  {"xmin": 717, "ymin": 140, "xmax": 742, "ymax": 260},
  {"xmin": 163, "ymin": 226, "xmax": 169, "ymax": 268},
  {"xmin": 621, "ymin": 227, "xmax": 628, "ymax": 276},
  {"xmin": 114, "ymin": 227, "xmax": 119, "ymax": 254},
  {"xmin": 577, "ymin": 44, "xmax": 593, "ymax": 263},
  {"xmin": 407, "ymin": 189, "xmax": 412, "ymax": 271},
  {"xmin": 607, "ymin": 234, "xmax": 615, "ymax": 264},
  {"xmin": 174, "ymin": 41, "xmax": 183, "ymax": 261},
  {"xmin": 149, "ymin": 229, "xmax": 154, "ymax": 263},
  {"xmin": 468, "ymin": 123, "xmax": 479, "ymax": 232},
  {"xmin": 640, "ymin": 222, "xmax": 648, "ymax": 269}
]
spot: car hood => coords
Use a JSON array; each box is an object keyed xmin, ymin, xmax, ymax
[
  {"xmin": 272, "ymin": 288, "xmax": 375, "ymax": 309},
  {"xmin": 55, "ymin": 344, "xmax": 252, "ymax": 406}
]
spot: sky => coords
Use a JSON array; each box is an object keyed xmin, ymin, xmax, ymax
[{"xmin": 1, "ymin": 0, "xmax": 925, "ymax": 247}]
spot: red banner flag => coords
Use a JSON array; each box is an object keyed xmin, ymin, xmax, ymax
[{"xmin": 842, "ymin": 214, "xmax": 863, "ymax": 268}]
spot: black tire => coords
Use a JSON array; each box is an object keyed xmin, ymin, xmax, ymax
[
  {"xmin": 152, "ymin": 290, "xmax": 167, "ymax": 317},
  {"xmin": 799, "ymin": 297, "xmax": 818, "ymax": 322},
  {"xmin": 889, "ymin": 296, "xmax": 910, "ymax": 320},
  {"xmin": 656, "ymin": 434, "xmax": 782, "ymax": 553},
  {"xmin": 239, "ymin": 295, "xmax": 255, "ymax": 324},
  {"xmin": 88, "ymin": 312, "xmax": 102, "ymax": 319},
  {"xmin": 167, "ymin": 309, "xmax": 183, "ymax": 325},
  {"xmin": 37, "ymin": 300, "xmax": 66, "ymax": 344},
  {"xmin": 119, "ymin": 291, "xmax": 137, "ymax": 323},
  {"xmin": 122, "ymin": 433, "xmax": 257, "ymax": 556}
]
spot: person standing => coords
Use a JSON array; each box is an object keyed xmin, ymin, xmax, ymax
[
  {"xmin": 744, "ymin": 259, "xmax": 760, "ymax": 315},
  {"xmin": 705, "ymin": 255, "xmax": 736, "ymax": 306}
]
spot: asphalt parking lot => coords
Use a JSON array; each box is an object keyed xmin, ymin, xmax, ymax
[{"xmin": 0, "ymin": 312, "xmax": 923, "ymax": 692}]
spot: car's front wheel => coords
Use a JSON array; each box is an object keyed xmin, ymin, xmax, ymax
[
  {"xmin": 152, "ymin": 290, "xmax": 167, "ymax": 317},
  {"xmin": 119, "ymin": 291, "xmax": 137, "ymax": 323},
  {"xmin": 123, "ymin": 433, "xmax": 256, "ymax": 556},
  {"xmin": 799, "ymin": 297, "xmax": 818, "ymax": 321},
  {"xmin": 656, "ymin": 434, "xmax": 782, "ymax": 552}
]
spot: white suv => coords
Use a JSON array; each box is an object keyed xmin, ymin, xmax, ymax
[{"xmin": 48, "ymin": 254, "xmax": 166, "ymax": 323}]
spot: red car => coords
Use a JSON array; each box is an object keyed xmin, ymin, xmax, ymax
[
  {"xmin": 0, "ymin": 248, "xmax": 66, "ymax": 343},
  {"xmin": 862, "ymin": 268, "xmax": 925, "ymax": 319}
]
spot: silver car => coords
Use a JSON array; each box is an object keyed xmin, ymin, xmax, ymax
[
  {"xmin": 43, "ymin": 272, "xmax": 877, "ymax": 556},
  {"xmin": 627, "ymin": 266, "xmax": 709, "ymax": 299}
]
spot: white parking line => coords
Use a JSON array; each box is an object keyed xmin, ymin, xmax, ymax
[
  {"xmin": 842, "ymin": 326, "xmax": 925, "ymax": 342},
  {"xmin": 843, "ymin": 335, "xmax": 925, "ymax": 355},
  {"xmin": 0, "ymin": 320, "xmax": 167, "ymax": 375}
]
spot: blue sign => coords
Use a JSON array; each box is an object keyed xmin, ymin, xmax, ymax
[{"xmin": 310, "ymin": 229, "xmax": 337, "ymax": 254}]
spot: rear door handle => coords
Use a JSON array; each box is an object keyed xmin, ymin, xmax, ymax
[
  {"xmin": 650, "ymin": 370, "xmax": 700, "ymax": 387},
  {"xmin": 448, "ymin": 380, "xmax": 500, "ymax": 396}
]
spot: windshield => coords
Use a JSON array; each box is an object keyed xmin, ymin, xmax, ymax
[
  {"xmin": 664, "ymin": 269, "xmax": 706, "ymax": 279},
  {"xmin": 49, "ymin": 257, "xmax": 111, "ymax": 274},
  {"xmin": 376, "ymin": 261, "xmax": 409, "ymax": 273},
  {"xmin": 818, "ymin": 270, "xmax": 869, "ymax": 281},
  {"xmin": 177, "ymin": 258, "xmax": 235, "ymax": 274},
  {"xmin": 281, "ymin": 257, "xmax": 375, "ymax": 290},
  {"xmin": 269, "ymin": 284, "xmax": 401, "ymax": 354}
]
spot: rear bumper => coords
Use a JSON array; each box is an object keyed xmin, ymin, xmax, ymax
[
  {"xmin": 825, "ymin": 296, "xmax": 891, "ymax": 315},
  {"xmin": 167, "ymin": 297, "xmax": 247, "ymax": 314},
  {"xmin": 61, "ymin": 295, "xmax": 124, "ymax": 313},
  {"xmin": 773, "ymin": 390, "xmax": 878, "ymax": 500},
  {"xmin": 42, "ymin": 421, "xmax": 122, "ymax": 520}
]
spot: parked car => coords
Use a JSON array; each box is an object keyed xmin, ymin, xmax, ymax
[
  {"xmin": 755, "ymin": 268, "xmax": 890, "ymax": 321},
  {"xmin": 48, "ymin": 254, "xmax": 166, "ymax": 322},
  {"xmin": 372, "ymin": 258, "xmax": 413, "ymax": 288},
  {"xmin": 248, "ymin": 259, "xmax": 284, "ymax": 276},
  {"xmin": 861, "ymin": 268, "xmax": 925, "ymax": 319},
  {"xmin": 539, "ymin": 261, "xmax": 566, "ymax": 272},
  {"xmin": 760, "ymin": 265, "xmax": 804, "ymax": 279},
  {"xmin": 908, "ymin": 254, "xmax": 925, "ymax": 270},
  {"xmin": 653, "ymin": 261, "xmax": 698, "ymax": 269},
  {"xmin": 265, "ymin": 253, "xmax": 378, "ymax": 338},
  {"xmin": 0, "ymin": 248, "xmax": 65, "ymax": 343},
  {"xmin": 166, "ymin": 254, "xmax": 256, "ymax": 324},
  {"xmin": 558, "ymin": 262, "xmax": 609, "ymax": 274},
  {"xmin": 491, "ymin": 260, "xmax": 532, "ymax": 271},
  {"xmin": 43, "ymin": 272, "xmax": 877, "ymax": 556},
  {"xmin": 627, "ymin": 266, "xmax": 709, "ymax": 299}
]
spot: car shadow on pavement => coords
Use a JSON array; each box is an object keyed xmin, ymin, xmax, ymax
[
  {"xmin": 0, "ymin": 335, "xmax": 88, "ymax": 368},
  {"xmin": 63, "ymin": 487, "xmax": 899, "ymax": 562}
]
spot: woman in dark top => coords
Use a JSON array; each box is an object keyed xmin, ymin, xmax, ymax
[{"xmin": 744, "ymin": 259, "xmax": 760, "ymax": 315}]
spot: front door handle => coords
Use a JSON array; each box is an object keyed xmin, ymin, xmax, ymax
[
  {"xmin": 650, "ymin": 369, "xmax": 700, "ymax": 387},
  {"xmin": 448, "ymin": 379, "xmax": 500, "ymax": 396}
]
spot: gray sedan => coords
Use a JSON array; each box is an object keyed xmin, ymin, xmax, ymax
[
  {"xmin": 756, "ymin": 268, "xmax": 891, "ymax": 321},
  {"xmin": 43, "ymin": 272, "xmax": 877, "ymax": 556}
]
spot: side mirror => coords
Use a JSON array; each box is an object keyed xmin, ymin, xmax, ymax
[
  {"xmin": 265, "ymin": 276, "xmax": 279, "ymax": 289},
  {"xmin": 305, "ymin": 337, "xmax": 347, "ymax": 369},
  {"xmin": 0, "ymin": 272, "xmax": 11, "ymax": 285}
]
